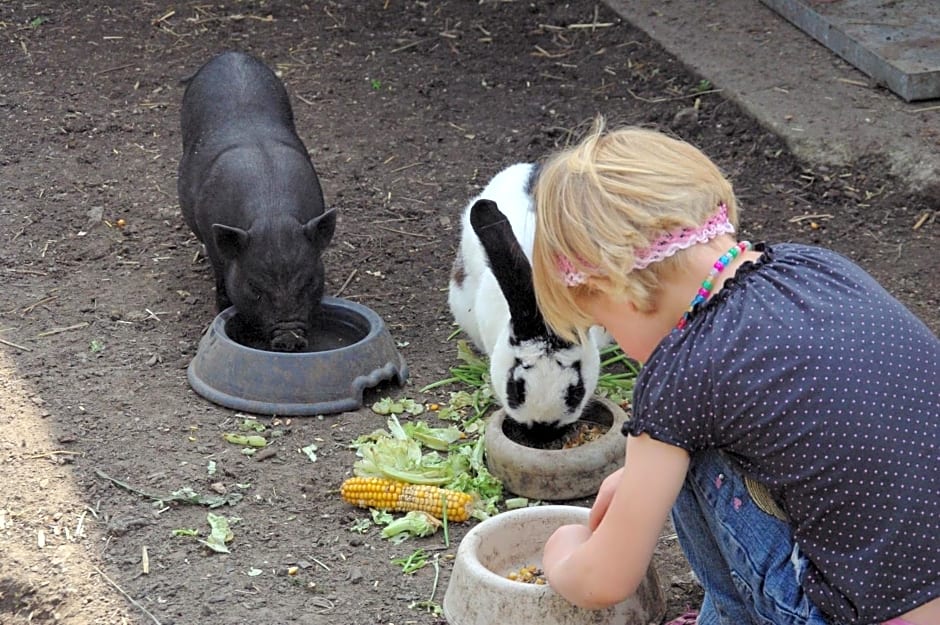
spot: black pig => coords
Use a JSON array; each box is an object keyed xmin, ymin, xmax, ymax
[{"xmin": 178, "ymin": 51, "xmax": 336, "ymax": 352}]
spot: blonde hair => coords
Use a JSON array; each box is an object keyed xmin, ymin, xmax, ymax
[{"xmin": 532, "ymin": 117, "xmax": 738, "ymax": 342}]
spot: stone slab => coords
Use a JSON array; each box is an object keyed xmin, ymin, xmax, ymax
[
  {"xmin": 759, "ymin": 0, "xmax": 940, "ymax": 101},
  {"xmin": 602, "ymin": 0, "xmax": 940, "ymax": 191}
]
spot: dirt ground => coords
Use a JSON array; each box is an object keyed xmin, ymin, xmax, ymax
[{"xmin": 1, "ymin": 2, "xmax": 937, "ymax": 625}]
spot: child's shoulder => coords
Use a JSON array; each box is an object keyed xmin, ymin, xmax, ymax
[{"xmin": 751, "ymin": 241, "xmax": 884, "ymax": 294}]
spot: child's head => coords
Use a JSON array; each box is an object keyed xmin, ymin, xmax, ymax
[{"xmin": 532, "ymin": 117, "xmax": 739, "ymax": 342}]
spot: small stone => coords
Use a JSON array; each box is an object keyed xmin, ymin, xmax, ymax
[{"xmin": 348, "ymin": 567, "xmax": 364, "ymax": 584}]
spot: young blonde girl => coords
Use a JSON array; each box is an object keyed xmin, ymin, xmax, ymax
[{"xmin": 532, "ymin": 119, "xmax": 940, "ymax": 625}]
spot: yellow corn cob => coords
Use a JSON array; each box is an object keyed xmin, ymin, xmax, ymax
[{"xmin": 340, "ymin": 476, "xmax": 475, "ymax": 522}]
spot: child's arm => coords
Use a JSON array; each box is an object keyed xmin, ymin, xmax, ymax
[
  {"xmin": 542, "ymin": 433, "xmax": 689, "ymax": 609},
  {"xmin": 588, "ymin": 466, "xmax": 624, "ymax": 530}
]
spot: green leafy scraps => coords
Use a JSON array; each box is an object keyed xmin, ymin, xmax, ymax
[
  {"xmin": 223, "ymin": 433, "xmax": 267, "ymax": 447},
  {"xmin": 371, "ymin": 509, "xmax": 394, "ymax": 525},
  {"xmin": 420, "ymin": 340, "xmax": 488, "ymax": 392},
  {"xmin": 300, "ymin": 443, "xmax": 318, "ymax": 462},
  {"xmin": 400, "ymin": 420, "xmax": 464, "ymax": 451},
  {"xmin": 351, "ymin": 415, "xmax": 469, "ymax": 486},
  {"xmin": 445, "ymin": 436, "xmax": 501, "ymax": 518},
  {"xmin": 94, "ymin": 469, "xmax": 243, "ymax": 508},
  {"xmin": 381, "ymin": 511, "xmax": 441, "ymax": 543},
  {"xmin": 595, "ymin": 344, "xmax": 641, "ymax": 406},
  {"xmin": 353, "ymin": 435, "xmax": 465, "ymax": 485},
  {"xmin": 349, "ymin": 518, "xmax": 372, "ymax": 534},
  {"xmin": 422, "ymin": 340, "xmax": 496, "ymax": 428},
  {"xmin": 201, "ymin": 512, "xmax": 235, "ymax": 553},
  {"xmin": 371, "ymin": 397, "xmax": 425, "ymax": 416},
  {"xmin": 238, "ymin": 419, "xmax": 266, "ymax": 432},
  {"xmin": 172, "ymin": 528, "xmax": 199, "ymax": 537},
  {"xmin": 409, "ymin": 553, "xmax": 442, "ymax": 614},
  {"xmin": 392, "ymin": 548, "xmax": 429, "ymax": 574}
]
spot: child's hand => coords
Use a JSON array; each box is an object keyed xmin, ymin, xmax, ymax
[
  {"xmin": 543, "ymin": 523, "xmax": 592, "ymax": 580},
  {"xmin": 589, "ymin": 467, "xmax": 625, "ymax": 530}
]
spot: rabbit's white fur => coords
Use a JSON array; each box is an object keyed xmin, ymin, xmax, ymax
[
  {"xmin": 448, "ymin": 163, "xmax": 609, "ymax": 428},
  {"xmin": 450, "ymin": 164, "xmax": 534, "ymax": 354}
]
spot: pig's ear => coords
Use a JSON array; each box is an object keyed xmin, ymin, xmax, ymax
[
  {"xmin": 212, "ymin": 224, "xmax": 250, "ymax": 262},
  {"xmin": 303, "ymin": 208, "xmax": 337, "ymax": 249}
]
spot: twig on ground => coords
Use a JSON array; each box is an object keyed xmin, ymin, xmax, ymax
[
  {"xmin": 23, "ymin": 295, "xmax": 58, "ymax": 314},
  {"xmin": 94, "ymin": 64, "xmax": 134, "ymax": 76},
  {"xmin": 152, "ymin": 10, "xmax": 175, "ymax": 24},
  {"xmin": 2, "ymin": 267, "xmax": 47, "ymax": 276},
  {"xmin": 788, "ymin": 214, "xmax": 833, "ymax": 223},
  {"xmin": 93, "ymin": 565, "xmax": 163, "ymax": 625},
  {"xmin": 532, "ymin": 45, "xmax": 570, "ymax": 59},
  {"xmin": 390, "ymin": 162, "xmax": 421, "ymax": 174},
  {"xmin": 836, "ymin": 77, "xmax": 870, "ymax": 88},
  {"xmin": 391, "ymin": 39, "xmax": 425, "ymax": 53},
  {"xmin": 36, "ymin": 322, "xmax": 89, "ymax": 338},
  {"xmin": 0, "ymin": 336, "xmax": 32, "ymax": 352},
  {"xmin": 626, "ymin": 87, "xmax": 724, "ymax": 103},
  {"xmin": 913, "ymin": 211, "xmax": 933, "ymax": 230},
  {"xmin": 334, "ymin": 268, "xmax": 358, "ymax": 297},
  {"xmin": 25, "ymin": 450, "xmax": 83, "ymax": 459},
  {"xmin": 374, "ymin": 224, "xmax": 433, "ymax": 239}
]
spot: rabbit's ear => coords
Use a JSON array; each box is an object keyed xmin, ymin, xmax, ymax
[{"xmin": 469, "ymin": 199, "xmax": 544, "ymax": 341}]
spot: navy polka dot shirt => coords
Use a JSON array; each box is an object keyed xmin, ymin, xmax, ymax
[{"xmin": 626, "ymin": 243, "xmax": 940, "ymax": 624}]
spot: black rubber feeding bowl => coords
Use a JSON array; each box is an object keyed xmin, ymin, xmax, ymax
[{"xmin": 187, "ymin": 297, "xmax": 408, "ymax": 416}]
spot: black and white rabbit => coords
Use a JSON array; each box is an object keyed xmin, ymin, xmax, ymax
[{"xmin": 448, "ymin": 163, "xmax": 608, "ymax": 433}]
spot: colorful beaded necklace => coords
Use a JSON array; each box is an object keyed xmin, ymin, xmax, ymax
[{"xmin": 676, "ymin": 241, "xmax": 751, "ymax": 330}]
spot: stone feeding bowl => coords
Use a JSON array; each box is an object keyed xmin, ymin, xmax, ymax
[
  {"xmin": 484, "ymin": 397, "xmax": 629, "ymax": 501},
  {"xmin": 187, "ymin": 297, "xmax": 408, "ymax": 416},
  {"xmin": 443, "ymin": 505, "xmax": 665, "ymax": 625}
]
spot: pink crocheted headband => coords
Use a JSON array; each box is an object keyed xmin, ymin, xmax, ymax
[
  {"xmin": 556, "ymin": 255, "xmax": 590, "ymax": 287},
  {"xmin": 556, "ymin": 203, "xmax": 735, "ymax": 287},
  {"xmin": 633, "ymin": 203, "xmax": 735, "ymax": 270}
]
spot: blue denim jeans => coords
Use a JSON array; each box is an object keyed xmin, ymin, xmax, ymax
[{"xmin": 671, "ymin": 450, "xmax": 830, "ymax": 625}]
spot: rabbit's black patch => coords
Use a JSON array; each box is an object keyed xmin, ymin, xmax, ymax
[
  {"xmin": 471, "ymin": 200, "xmax": 545, "ymax": 341},
  {"xmin": 506, "ymin": 358, "xmax": 527, "ymax": 408},
  {"xmin": 504, "ymin": 415, "xmax": 565, "ymax": 443},
  {"xmin": 564, "ymin": 360, "xmax": 586, "ymax": 411},
  {"xmin": 523, "ymin": 163, "xmax": 541, "ymax": 199}
]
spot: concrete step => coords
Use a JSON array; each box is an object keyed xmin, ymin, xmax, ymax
[{"xmin": 759, "ymin": 0, "xmax": 940, "ymax": 102}]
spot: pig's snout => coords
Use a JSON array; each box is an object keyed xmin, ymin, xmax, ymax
[{"xmin": 270, "ymin": 323, "xmax": 308, "ymax": 352}]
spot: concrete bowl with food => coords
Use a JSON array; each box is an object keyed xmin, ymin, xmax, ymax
[
  {"xmin": 443, "ymin": 505, "xmax": 665, "ymax": 625},
  {"xmin": 484, "ymin": 397, "xmax": 629, "ymax": 500}
]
